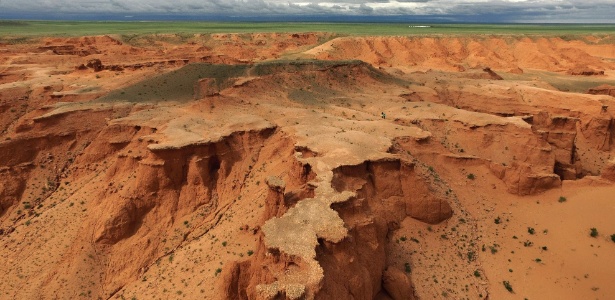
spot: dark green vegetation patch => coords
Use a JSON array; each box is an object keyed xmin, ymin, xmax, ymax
[
  {"xmin": 97, "ymin": 63, "xmax": 250, "ymax": 103},
  {"xmin": 97, "ymin": 59, "xmax": 408, "ymax": 104}
]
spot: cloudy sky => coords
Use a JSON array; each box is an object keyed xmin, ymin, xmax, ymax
[{"xmin": 0, "ymin": 0, "xmax": 613, "ymax": 23}]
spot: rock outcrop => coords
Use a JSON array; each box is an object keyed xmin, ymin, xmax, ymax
[{"xmin": 588, "ymin": 84, "xmax": 615, "ymax": 97}]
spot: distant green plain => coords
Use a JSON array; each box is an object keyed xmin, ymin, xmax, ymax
[{"xmin": 1, "ymin": 20, "xmax": 615, "ymax": 37}]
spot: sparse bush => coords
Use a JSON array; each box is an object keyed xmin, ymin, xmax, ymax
[
  {"xmin": 222, "ymin": 241, "xmax": 228, "ymax": 246},
  {"xmin": 611, "ymin": 234, "xmax": 615, "ymax": 243},
  {"xmin": 474, "ymin": 270, "xmax": 481, "ymax": 277},
  {"xmin": 535, "ymin": 258, "xmax": 542, "ymax": 263},
  {"xmin": 247, "ymin": 250, "xmax": 254, "ymax": 256},
  {"xmin": 528, "ymin": 227, "xmax": 535, "ymax": 235},
  {"xmin": 590, "ymin": 228, "xmax": 598, "ymax": 238},
  {"xmin": 503, "ymin": 281, "xmax": 513, "ymax": 293},
  {"xmin": 467, "ymin": 251, "xmax": 476, "ymax": 262},
  {"xmin": 215, "ymin": 268, "xmax": 222, "ymax": 275},
  {"xmin": 494, "ymin": 217, "xmax": 501, "ymax": 224},
  {"xmin": 558, "ymin": 196, "xmax": 567, "ymax": 203},
  {"xmin": 399, "ymin": 236, "xmax": 407, "ymax": 242},
  {"xmin": 467, "ymin": 173, "xmax": 476, "ymax": 180}
]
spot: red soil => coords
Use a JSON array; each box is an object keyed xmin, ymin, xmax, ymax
[{"xmin": 1, "ymin": 33, "xmax": 614, "ymax": 300}]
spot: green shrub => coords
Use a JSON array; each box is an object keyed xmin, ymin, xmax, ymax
[
  {"xmin": 467, "ymin": 173, "xmax": 476, "ymax": 180},
  {"xmin": 558, "ymin": 196, "xmax": 567, "ymax": 203},
  {"xmin": 611, "ymin": 234, "xmax": 615, "ymax": 243},
  {"xmin": 404, "ymin": 262, "xmax": 411, "ymax": 273},
  {"xmin": 503, "ymin": 281, "xmax": 513, "ymax": 293},
  {"xmin": 527, "ymin": 227, "xmax": 535, "ymax": 235},
  {"xmin": 467, "ymin": 251, "xmax": 476, "ymax": 262},
  {"xmin": 590, "ymin": 228, "xmax": 598, "ymax": 238}
]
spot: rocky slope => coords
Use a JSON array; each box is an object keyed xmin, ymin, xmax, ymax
[{"xmin": 1, "ymin": 33, "xmax": 615, "ymax": 300}]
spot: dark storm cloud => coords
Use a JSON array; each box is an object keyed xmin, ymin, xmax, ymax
[{"xmin": 0, "ymin": 0, "xmax": 613, "ymax": 22}]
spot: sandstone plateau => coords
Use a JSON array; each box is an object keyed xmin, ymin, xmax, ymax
[{"xmin": 1, "ymin": 33, "xmax": 615, "ymax": 300}]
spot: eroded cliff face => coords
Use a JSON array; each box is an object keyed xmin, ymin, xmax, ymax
[
  {"xmin": 221, "ymin": 158, "xmax": 454, "ymax": 300},
  {"xmin": 1, "ymin": 33, "xmax": 615, "ymax": 300}
]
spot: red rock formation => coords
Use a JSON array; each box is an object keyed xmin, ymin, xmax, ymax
[
  {"xmin": 588, "ymin": 84, "xmax": 615, "ymax": 97},
  {"xmin": 567, "ymin": 67, "xmax": 605, "ymax": 76}
]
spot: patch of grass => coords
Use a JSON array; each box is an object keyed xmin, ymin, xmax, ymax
[{"xmin": 3, "ymin": 21, "xmax": 615, "ymax": 38}]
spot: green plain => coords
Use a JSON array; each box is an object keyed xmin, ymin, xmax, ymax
[{"xmin": 1, "ymin": 20, "xmax": 615, "ymax": 37}]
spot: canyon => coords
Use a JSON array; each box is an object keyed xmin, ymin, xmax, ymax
[{"xmin": 1, "ymin": 33, "xmax": 615, "ymax": 300}]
